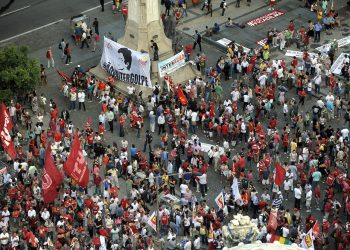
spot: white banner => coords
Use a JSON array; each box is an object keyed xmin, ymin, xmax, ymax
[
  {"xmin": 331, "ymin": 53, "xmax": 348, "ymax": 75},
  {"xmin": 216, "ymin": 38, "xmax": 250, "ymax": 53},
  {"xmin": 100, "ymin": 37, "xmax": 152, "ymax": 87},
  {"xmin": 215, "ymin": 192, "xmax": 225, "ymax": 209},
  {"xmin": 285, "ymin": 50, "xmax": 318, "ymax": 59},
  {"xmin": 315, "ymin": 35, "xmax": 350, "ymax": 52},
  {"xmin": 158, "ymin": 51, "xmax": 186, "ymax": 77}
]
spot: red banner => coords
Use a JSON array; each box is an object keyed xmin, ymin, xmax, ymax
[
  {"xmin": 42, "ymin": 145, "xmax": 64, "ymax": 204},
  {"xmin": 64, "ymin": 131, "xmax": 89, "ymax": 187},
  {"xmin": 274, "ymin": 162, "xmax": 286, "ymax": 187},
  {"xmin": 177, "ymin": 85, "xmax": 188, "ymax": 106},
  {"xmin": 0, "ymin": 102, "xmax": 16, "ymax": 160}
]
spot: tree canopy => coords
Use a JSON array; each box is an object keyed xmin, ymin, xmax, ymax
[{"xmin": 0, "ymin": 45, "xmax": 40, "ymax": 102}]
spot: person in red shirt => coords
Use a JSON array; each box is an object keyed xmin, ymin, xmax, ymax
[
  {"xmin": 269, "ymin": 116, "xmax": 277, "ymax": 129},
  {"xmin": 221, "ymin": 123, "xmax": 228, "ymax": 140},
  {"xmin": 291, "ymin": 56, "xmax": 298, "ymax": 68},
  {"xmin": 122, "ymin": 4, "xmax": 128, "ymax": 22}
]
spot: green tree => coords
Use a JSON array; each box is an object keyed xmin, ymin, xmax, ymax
[{"xmin": 0, "ymin": 46, "xmax": 40, "ymax": 102}]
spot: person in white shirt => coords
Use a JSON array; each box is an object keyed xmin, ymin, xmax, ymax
[
  {"xmin": 78, "ymin": 90, "xmax": 86, "ymax": 111},
  {"xmin": 41, "ymin": 208, "xmax": 50, "ymax": 222},
  {"xmin": 127, "ymin": 85, "xmax": 135, "ymax": 95},
  {"xmin": 98, "ymin": 111, "xmax": 106, "ymax": 128},
  {"xmin": 190, "ymin": 111, "xmax": 198, "ymax": 134},
  {"xmin": 305, "ymin": 189, "xmax": 312, "ymax": 212},
  {"xmin": 294, "ymin": 184, "xmax": 302, "ymax": 209},
  {"xmin": 341, "ymin": 128, "xmax": 349, "ymax": 139},
  {"xmin": 1, "ymin": 208, "xmax": 10, "ymax": 225},
  {"xmin": 198, "ymin": 173, "xmax": 207, "ymax": 197},
  {"xmin": 157, "ymin": 113, "xmax": 165, "ymax": 135},
  {"xmin": 0, "ymin": 230, "xmax": 9, "ymax": 247},
  {"xmin": 180, "ymin": 183, "xmax": 188, "ymax": 197},
  {"xmin": 258, "ymin": 73, "xmax": 268, "ymax": 89},
  {"xmin": 184, "ymin": 239, "xmax": 192, "ymax": 250},
  {"xmin": 28, "ymin": 207, "xmax": 37, "ymax": 219},
  {"xmin": 193, "ymin": 235, "xmax": 201, "ymax": 250}
]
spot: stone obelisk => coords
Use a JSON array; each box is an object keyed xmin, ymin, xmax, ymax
[{"xmin": 118, "ymin": 0, "xmax": 173, "ymax": 61}]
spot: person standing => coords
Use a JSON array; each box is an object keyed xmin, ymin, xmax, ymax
[
  {"xmin": 193, "ymin": 30, "xmax": 202, "ymax": 52},
  {"xmin": 46, "ymin": 47, "xmax": 54, "ymax": 68},
  {"xmin": 150, "ymin": 40, "xmax": 159, "ymax": 61},
  {"xmin": 181, "ymin": 0, "xmax": 187, "ymax": 17},
  {"xmin": 221, "ymin": 0, "xmax": 227, "ymax": 16},
  {"xmin": 314, "ymin": 21, "xmax": 322, "ymax": 42},
  {"xmin": 149, "ymin": 111, "xmax": 156, "ymax": 133},
  {"xmin": 100, "ymin": 0, "xmax": 105, "ymax": 11},
  {"xmin": 80, "ymin": 31, "xmax": 89, "ymax": 49},
  {"xmin": 78, "ymin": 89, "xmax": 86, "ymax": 111},
  {"xmin": 92, "ymin": 32, "xmax": 100, "ymax": 52},
  {"xmin": 106, "ymin": 108, "xmax": 115, "ymax": 133},
  {"xmin": 64, "ymin": 43, "xmax": 72, "ymax": 65},
  {"xmin": 69, "ymin": 89, "xmax": 77, "ymax": 111},
  {"xmin": 143, "ymin": 130, "xmax": 153, "ymax": 152},
  {"xmin": 122, "ymin": 4, "xmax": 128, "ymax": 22},
  {"xmin": 92, "ymin": 18, "xmax": 99, "ymax": 34},
  {"xmin": 293, "ymin": 183, "xmax": 302, "ymax": 209},
  {"xmin": 158, "ymin": 113, "xmax": 166, "ymax": 135},
  {"xmin": 59, "ymin": 38, "xmax": 66, "ymax": 60}
]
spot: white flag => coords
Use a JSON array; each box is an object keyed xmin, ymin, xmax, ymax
[
  {"xmin": 147, "ymin": 211, "xmax": 157, "ymax": 232},
  {"xmin": 215, "ymin": 192, "xmax": 225, "ymax": 210},
  {"xmin": 300, "ymin": 229, "xmax": 314, "ymax": 250},
  {"xmin": 231, "ymin": 177, "xmax": 242, "ymax": 201}
]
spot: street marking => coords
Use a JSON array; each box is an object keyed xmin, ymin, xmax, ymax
[
  {"xmin": 0, "ymin": 0, "xmax": 121, "ymax": 44},
  {"xmin": 82, "ymin": 1, "xmax": 113, "ymax": 14},
  {"xmin": 246, "ymin": 10, "xmax": 285, "ymax": 27},
  {"xmin": 0, "ymin": 5, "xmax": 31, "ymax": 17},
  {"xmin": 0, "ymin": 19, "xmax": 63, "ymax": 44}
]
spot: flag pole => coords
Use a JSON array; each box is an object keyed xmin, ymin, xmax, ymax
[{"xmin": 156, "ymin": 177, "xmax": 160, "ymax": 240}]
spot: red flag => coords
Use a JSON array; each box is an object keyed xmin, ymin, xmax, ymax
[
  {"xmin": 0, "ymin": 102, "xmax": 16, "ymax": 160},
  {"xmin": 177, "ymin": 85, "xmax": 188, "ymax": 106},
  {"xmin": 64, "ymin": 131, "xmax": 89, "ymax": 187},
  {"xmin": 209, "ymin": 102, "xmax": 215, "ymax": 117},
  {"xmin": 274, "ymin": 162, "xmax": 286, "ymax": 187},
  {"xmin": 42, "ymin": 145, "xmax": 64, "ymax": 204},
  {"xmin": 267, "ymin": 208, "xmax": 278, "ymax": 232},
  {"xmin": 312, "ymin": 221, "xmax": 320, "ymax": 237}
]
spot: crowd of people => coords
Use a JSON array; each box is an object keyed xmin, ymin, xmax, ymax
[{"xmin": 1, "ymin": 1, "xmax": 350, "ymax": 250}]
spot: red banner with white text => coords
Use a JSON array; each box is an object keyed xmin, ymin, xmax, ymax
[
  {"xmin": 42, "ymin": 145, "xmax": 64, "ymax": 204},
  {"xmin": 64, "ymin": 131, "xmax": 89, "ymax": 187},
  {"xmin": 0, "ymin": 102, "xmax": 16, "ymax": 160}
]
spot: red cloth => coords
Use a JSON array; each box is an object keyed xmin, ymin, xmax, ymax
[
  {"xmin": 0, "ymin": 102, "xmax": 16, "ymax": 159},
  {"xmin": 274, "ymin": 162, "xmax": 286, "ymax": 187},
  {"xmin": 42, "ymin": 145, "xmax": 64, "ymax": 204},
  {"xmin": 63, "ymin": 131, "xmax": 89, "ymax": 187}
]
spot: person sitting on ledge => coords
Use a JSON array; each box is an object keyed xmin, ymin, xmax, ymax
[
  {"xmin": 225, "ymin": 17, "xmax": 234, "ymax": 27},
  {"xmin": 205, "ymin": 26, "xmax": 213, "ymax": 37},
  {"xmin": 213, "ymin": 23, "xmax": 220, "ymax": 34}
]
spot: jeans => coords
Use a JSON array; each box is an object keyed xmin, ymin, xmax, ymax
[
  {"xmin": 200, "ymin": 183, "xmax": 207, "ymax": 196},
  {"xmin": 315, "ymin": 84, "xmax": 320, "ymax": 94},
  {"xmin": 69, "ymin": 101, "xmax": 76, "ymax": 110},
  {"xmin": 78, "ymin": 102, "xmax": 86, "ymax": 111}
]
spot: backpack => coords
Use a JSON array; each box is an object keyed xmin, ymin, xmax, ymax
[
  {"xmin": 64, "ymin": 48, "xmax": 67, "ymax": 55},
  {"xmin": 58, "ymin": 42, "xmax": 62, "ymax": 50},
  {"xmin": 154, "ymin": 86, "xmax": 160, "ymax": 95},
  {"xmin": 220, "ymin": 1, "xmax": 224, "ymax": 8}
]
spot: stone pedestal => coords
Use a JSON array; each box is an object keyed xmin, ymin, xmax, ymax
[{"xmin": 118, "ymin": 0, "xmax": 174, "ymax": 61}]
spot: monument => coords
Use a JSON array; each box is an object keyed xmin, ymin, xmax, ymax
[
  {"xmin": 118, "ymin": 0, "xmax": 174, "ymax": 61},
  {"xmin": 89, "ymin": 0, "xmax": 200, "ymax": 98}
]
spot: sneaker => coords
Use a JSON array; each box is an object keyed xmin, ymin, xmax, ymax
[{"xmin": 66, "ymin": 64, "xmax": 69, "ymax": 65}]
